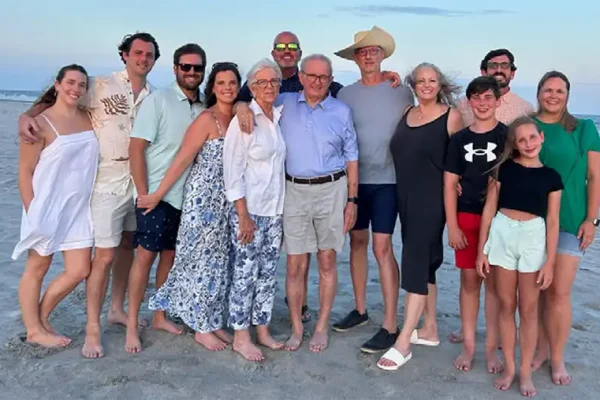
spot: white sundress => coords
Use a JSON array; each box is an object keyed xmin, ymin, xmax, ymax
[{"xmin": 11, "ymin": 114, "xmax": 99, "ymax": 260}]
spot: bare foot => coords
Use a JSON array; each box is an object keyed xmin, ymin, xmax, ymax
[
  {"xmin": 531, "ymin": 350, "xmax": 549, "ymax": 371},
  {"xmin": 494, "ymin": 371, "xmax": 515, "ymax": 391},
  {"xmin": 124, "ymin": 330, "xmax": 142, "ymax": 354},
  {"xmin": 107, "ymin": 309, "xmax": 149, "ymax": 327},
  {"xmin": 257, "ymin": 332, "xmax": 284, "ymax": 350},
  {"xmin": 551, "ymin": 360, "xmax": 571, "ymax": 386},
  {"xmin": 284, "ymin": 333, "xmax": 303, "ymax": 351},
  {"xmin": 152, "ymin": 317, "xmax": 183, "ymax": 335},
  {"xmin": 519, "ymin": 372, "xmax": 538, "ymax": 397},
  {"xmin": 448, "ymin": 329, "xmax": 464, "ymax": 344},
  {"xmin": 454, "ymin": 349, "xmax": 474, "ymax": 371},
  {"xmin": 40, "ymin": 318, "xmax": 57, "ymax": 335},
  {"xmin": 81, "ymin": 329, "xmax": 104, "ymax": 359},
  {"xmin": 194, "ymin": 332, "xmax": 227, "ymax": 351},
  {"xmin": 214, "ymin": 329, "xmax": 233, "ymax": 344},
  {"xmin": 309, "ymin": 331, "xmax": 328, "ymax": 353},
  {"xmin": 27, "ymin": 331, "xmax": 71, "ymax": 348},
  {"xmin": 233, "ymin": 340, "xmax": 264, "ymax": 362},
  {"xmin": 486, "ymin": 348, "xmax": 504, "ymax": 374}
]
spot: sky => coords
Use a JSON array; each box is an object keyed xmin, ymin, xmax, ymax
[{"xmin": 1, "ymin": 0, "xmax": 599, "ymax": 114}]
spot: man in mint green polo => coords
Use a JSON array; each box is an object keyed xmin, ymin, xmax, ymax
[{"xmin": 124, "ymin": 43, "xmax": 206, "ymax": 353}]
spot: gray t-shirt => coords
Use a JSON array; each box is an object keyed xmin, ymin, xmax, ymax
[{"xmin": 337, "ymin": 81, "xmax": 414, "ymax": 184}]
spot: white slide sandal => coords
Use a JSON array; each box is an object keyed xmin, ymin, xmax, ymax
[
  {"xmin": 410, "ymin": 329, "xmax": 440, "ymax": 347},
  {"xmin": 377, "ymin": 347, "xmax": 412, "ymax": 371}
]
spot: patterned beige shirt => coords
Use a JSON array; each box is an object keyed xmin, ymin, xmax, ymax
[
  {"xmin": 458, "ymin": 90, "xmax": 535, "ymax": 126},
  {"xmin": 82, "ymin": 70, "xmax": 153, "ymax": 195}
]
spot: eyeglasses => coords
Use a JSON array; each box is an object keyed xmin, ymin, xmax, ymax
[
  {"xmin": 487, "ymin": 62, "xmax": 512, "ymax": 70},
  {"xmin": 252, "ymin": 78, "xmax": 282, "ymax": 88},
  {"xmin": 212, "ymin": 62, "xmax": 238, "ymax": 69},
  {"xmin": 274, "ymin": 42, "xmax": 300, "ymax": 51},
  {"xmin": 355, "ymin": 47, "xmax": 381, "ymax": 57},
  {"xmin": 177, "ymin": 63, "xmax": 205, "ymax": 73},
  {"xmin": 301, "ymin": 72, "xmax": 331, "ymax": 84}
]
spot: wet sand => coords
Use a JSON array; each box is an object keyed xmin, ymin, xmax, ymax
[{"xmin": 0, "ymin": 100, "xmax": 598, "ymax": 399}]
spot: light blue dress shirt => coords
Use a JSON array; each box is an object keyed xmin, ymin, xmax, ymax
[{"xmin": 277, "ymin": 92, "xmax": 358, "ymax": 178}]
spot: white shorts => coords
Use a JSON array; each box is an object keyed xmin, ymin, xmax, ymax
[{"xmin": 91, "ymin": 182, "xmax": 136, "ymax": 248}]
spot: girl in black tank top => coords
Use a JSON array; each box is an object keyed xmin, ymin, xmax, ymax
[{"xmin": 476, "ymin": 117, "xmax": 563, "ymax": 396}]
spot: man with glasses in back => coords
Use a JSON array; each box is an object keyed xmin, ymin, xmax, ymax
[
  {"xmin": 458, "ymin": 49, "xmax": 534, "ymax": 126},
  {"xmin": 123, "ymin": 43, "xmax": 206, "ymax": 354}
]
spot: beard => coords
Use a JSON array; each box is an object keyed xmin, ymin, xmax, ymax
[
  {"xmin": 493, "ymin": 73, "xmax": 510, "ymax": 88},
  {"xmin": 177, "ymin": 74, "xmax": 202, "ymax": 91}
]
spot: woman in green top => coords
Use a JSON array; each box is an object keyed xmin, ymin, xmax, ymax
[{"xmin": 531, "ymin": 71, "xmax": 600, "ymax": 386}]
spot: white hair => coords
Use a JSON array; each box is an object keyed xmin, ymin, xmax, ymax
[
  {"xmin": 247, "ymin": 58, "xmax": 282, "ymax": 85},
  {"xmin": 300, "ymin": 54, "xmax": 333, "ymax": 76}
]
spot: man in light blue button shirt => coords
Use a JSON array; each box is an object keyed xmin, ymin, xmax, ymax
[
  {"xmin": 125, "ymin": 43, "xmax": 206, "ymax": 353},
  {"xmin": 278, "ymin": 54, "xmax": 359, "ymax": 353}
]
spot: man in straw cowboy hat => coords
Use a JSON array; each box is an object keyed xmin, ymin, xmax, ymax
[{"xmin": 332, "ymin": 26, "xmax": 414, "ymax": 355}]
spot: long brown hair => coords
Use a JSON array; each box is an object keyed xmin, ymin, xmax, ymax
[
  {"xmin": 535, "ymin": 70, "xmax": 578, "ymax": 133},
  {"xmin": 33, "ymin": 64, "xmax": 89, "ymax": 108},
  {"xmin": 490, "ymin": 116, "xmax": 541, "ymax": 182}
]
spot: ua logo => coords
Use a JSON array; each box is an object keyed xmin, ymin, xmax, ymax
[{"xmin": 464, "ymin": 142, "xmax": 497, "ymax": 162}]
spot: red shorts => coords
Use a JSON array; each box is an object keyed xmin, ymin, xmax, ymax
[{"xmin": 455, "ymin": 212, "xmax": 481, "ymax": 269}]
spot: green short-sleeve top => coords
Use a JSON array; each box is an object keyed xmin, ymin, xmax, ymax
[{"xmin": 535, "ymin": 117, "xmax": 600, "ymax": 235}]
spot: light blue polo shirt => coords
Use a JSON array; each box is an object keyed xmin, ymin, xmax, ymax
[{"xmin": 130, "ymin": 82, "xmax": 205, "ymax": 209}]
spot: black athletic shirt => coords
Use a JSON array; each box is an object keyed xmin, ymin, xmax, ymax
[
  {"xmin": 495, "ymin": 159, "xmax": 564, "ymax": 218},
  {"xmin": 445, "ymin": 123, "xmax": 507, "ymax": 214}
]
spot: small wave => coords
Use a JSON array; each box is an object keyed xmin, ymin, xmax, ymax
[{"xmin": 0, "ymin": 91, "xmax": 39, "ymax": 104}]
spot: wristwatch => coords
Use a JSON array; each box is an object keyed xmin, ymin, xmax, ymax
[
  {"xmin": 592, "ymin": 218, "xmax": 599, "ymax": 227},
  {"xmin": 347, "ymin": 197, "xmax": 359, "ymax": 204}
]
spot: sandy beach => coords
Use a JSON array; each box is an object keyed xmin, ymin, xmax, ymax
[{"xmin": 0, "ymin": 100, "xmax": 598, "ymax": 399}]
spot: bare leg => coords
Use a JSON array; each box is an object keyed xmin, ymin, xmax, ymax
[
  {"xmin": 124, "ymin": 247, "xmax": 156, "ymax": 353},
  {"xmin": 349, "ymin": 230, "xmax": 369, "ymax": 315},
  {"xmin": 82, "ymin": 246, "xmax": 115, "ymax": 359},
  {"xmin": 107, "ymin": 232, "xmax": 135, "ymax": 325},
  {"xmin": 233, "ymin": 329, "xmax": 264, "ymax": 362},
  {"xmin": 493, "ymin": 267, "xmax": 518, "ymax": 392},
  {"xmin": 531, "ymin": 290, "xmax": 549, "ymax": 371},
  {"xmin": 517, "ymin": 272, "xmax": 541, "ymax": 397},
  {"xmin": 285, "ymin": 254, "xmax": 308, "ymax": 351},
  {"xmin": 309, "ymin": 249, "xmax": 337, "ymax": 353},
  {"xmin": 151, "ymin": 250, "xmax": 183, "ymax": 335},
  {"xmin": 547, "ymin": 254, "xmax": 579, "ymax": 386},
  {"xmin": 373, "ymin": 233, "xmax": 399, "ymax": 332},
  {"xmin": 256, "ymin": 325, "xmax": 284, "ymax": 350},
  {"xmin": 417, "ymin": 283, "xmax": 439, "ymax": 342},
  {"xmin": 378, "ymin": 292, "xmax": 426, "ymax": 368},
  {"xmin": 454, "ymin": 269, "xmax": 482, "ymax": 372},
  {"xmin": 484, "ymin": 268, "xmax": 503, "ymax": 373},
  {"xmin": 303, "ymin": 253, "xmax": 310, "ymax": 311},
  {"xmin": 39, "ymin": 248, "xmax": 92, "ymax": 336},
  {"xmin": 19, "ymin": 251, "xmax": 71, "ymax": 348}
]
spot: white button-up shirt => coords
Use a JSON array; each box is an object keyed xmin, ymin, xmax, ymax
[{"xmin": 223, "ymin": 100, "xmax": 286, "ymax": 217}]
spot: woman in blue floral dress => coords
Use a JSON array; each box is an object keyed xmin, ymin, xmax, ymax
[{"xmin": 143, "ymin": 63, "xmax": 242, "ymax": 351}]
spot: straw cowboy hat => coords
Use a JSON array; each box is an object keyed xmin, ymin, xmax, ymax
[{"xmin": 334, "ymin": 26, "xmax": 395, "ymax": 60}]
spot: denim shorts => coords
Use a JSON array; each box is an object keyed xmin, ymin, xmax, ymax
[
  {"xmin": 483, "ymin": 212, "xmax": 546, "ymax": 273},
  {"xmin": 557, "ymin": 230, "xmax": 585, "ymax": 258}
]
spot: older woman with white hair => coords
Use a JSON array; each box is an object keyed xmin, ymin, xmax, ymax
[{"xmin": 223, "ymin": 58, "xmax": 287, "ymax": 362}]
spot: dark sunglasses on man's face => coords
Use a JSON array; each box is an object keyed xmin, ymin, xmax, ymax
[
  {"xmin": 178, "ymin": 63, "xmax": 205, "ymax": 73},
  {"xmin": 274, "ymin": 42, "xmax": 300, "ymax": 51}
]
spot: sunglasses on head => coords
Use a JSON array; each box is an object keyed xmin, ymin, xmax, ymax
[
  {"xmin": 212, "ymin": 61, "xmax": 239, "ymax": 69},
  {"xmin": 274, "ymin": 42, "xmax": 300, "ymax": 51},
  {"xmin": 177, "ymin": 63, "xmax": 205, "ymax": 73}
]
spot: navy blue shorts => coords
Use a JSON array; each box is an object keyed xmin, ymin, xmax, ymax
[
  {"xmin": 352, "ymin": 184, "xmax": 398, "ymax": 234},
  {"xmin": 133, "ymin": 200, "xmax": 181, "ymax": 252}
]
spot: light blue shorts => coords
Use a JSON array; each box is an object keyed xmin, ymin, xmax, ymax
[
  {"xmin": 483, "ymin": 212, "xmax": 546, "ymax": 273},
  {"xmin": 557, "ymin": 230, "xmax": 585, "ymax": 258}
]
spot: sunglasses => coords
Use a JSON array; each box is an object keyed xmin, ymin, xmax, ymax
[
  {"xmin": 274, "ymin": 42, "xmax": 300, "ymax": 51},
  {"xmin": 177, "ymin": 63, "xmax": 205, "ymax": 73}
]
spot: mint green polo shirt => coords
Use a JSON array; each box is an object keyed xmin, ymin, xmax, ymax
[
  {"xmin": 130, "ymin": 82, "xmax": 205, "ymax": 209},
  {"xmin": 536, "ymin": 117, "xmax": 600, "ymax": 235}
]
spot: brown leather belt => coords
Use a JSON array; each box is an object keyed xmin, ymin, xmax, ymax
[{"xmin": 285, "ymin": 170, "xmax": 346, "ymax": 185}]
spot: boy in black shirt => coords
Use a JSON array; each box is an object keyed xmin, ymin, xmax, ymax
[{"xmin": 444, "ymin": 76, "xmax": 506, "ymax": 373}]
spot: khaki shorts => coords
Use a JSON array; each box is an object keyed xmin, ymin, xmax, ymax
[
  {"xmin": 283, "ymin": 176, "xmax": 347, "ymax": 255},
  {"xmin": 91, "ymin": 181, "xmax": 136, "ymax": 248}
]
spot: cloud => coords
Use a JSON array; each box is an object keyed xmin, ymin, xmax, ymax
[{"xmin": 334, "ymin": 5, "xmax": 512, "ymax": 17}]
